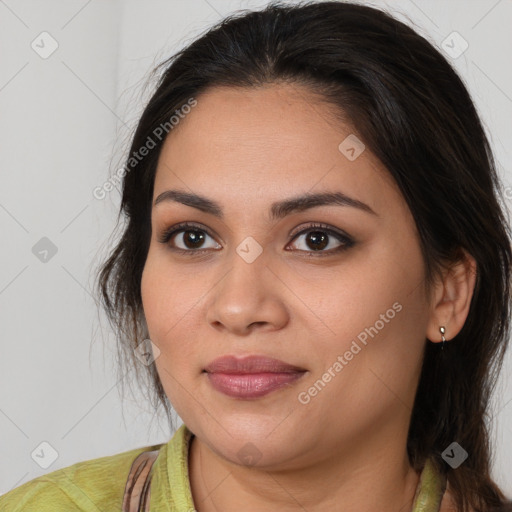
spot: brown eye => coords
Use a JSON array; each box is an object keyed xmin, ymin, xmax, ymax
[
  {"xmin": 303, "ymin": 231, "xmax": 329, "ymax": 251},
  {"xmin": 288, "ymin": 223, "xmax": 354, "ymax": 255},
  {"xmin": 158, "ymin": 222, "xmax": 354, "ymax": 257},
  {"xmin": 158, "ymin": 223, "xmax": 221, "ymax": 252},
  {"xmin": 179, "ymin": 230, "xmax": 206, "ymax": 249}
]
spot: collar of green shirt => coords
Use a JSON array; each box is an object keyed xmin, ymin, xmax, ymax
[{"xmin": 149, "ymin": 424, "xmax": 446, "ymax": 511}]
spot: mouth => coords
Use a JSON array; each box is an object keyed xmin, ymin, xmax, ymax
[
  {"xmin": 203, "ymin": 355, "xmax": 307, "ymax": 399},
  {"xmin": 204, "ymin": 354, "xmax": 306, "ymax": 374}
]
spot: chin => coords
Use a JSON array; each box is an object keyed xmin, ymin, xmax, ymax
[{"xmin": 188, "ymin": 413, "xmax": 304, "ymax": 466}]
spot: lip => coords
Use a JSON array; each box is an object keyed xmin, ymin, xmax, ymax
[
  {"xmin": 204, "ymin": 355, "xmax": 306, "ymax": 374},
  {"xmin": 204, "ymin": 355, "xmax": 307, "ymax": 399}
]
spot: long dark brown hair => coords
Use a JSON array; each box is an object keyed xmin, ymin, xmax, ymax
[{"xmin": 95, "ymin": 1, "xmax": 512, "ymax": 510}]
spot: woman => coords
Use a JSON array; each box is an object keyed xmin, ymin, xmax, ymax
[{"xmin": 1, "ymin": 1, "xmax": 511, "ymax": 511}]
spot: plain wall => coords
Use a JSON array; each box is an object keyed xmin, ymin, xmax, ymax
[{"xmin": 1, "ymin": 0, "xmax": 511, "ymax": 497}]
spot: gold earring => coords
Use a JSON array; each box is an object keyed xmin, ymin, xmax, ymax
[{"xmin": 440, "ymin": 326, "xmax": 446, "ymax": 350}]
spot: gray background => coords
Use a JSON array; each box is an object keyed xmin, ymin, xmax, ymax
[{"xmin": 1, "ymin": 0, "xmax": 511, "ymax": 498}]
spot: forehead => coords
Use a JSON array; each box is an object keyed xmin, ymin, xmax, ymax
[{"xmin": 153, "ymin": 83, "xmax": 399, "ymax": 217}]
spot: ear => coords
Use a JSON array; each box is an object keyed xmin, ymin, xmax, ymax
[{"xmin": 426, "ymin": 249, "xmax": 477, "ymax": 343}]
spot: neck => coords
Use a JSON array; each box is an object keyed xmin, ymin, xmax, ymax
[{"xmin": 188, "ymin": 430, "xmax": 421, "ymax": 512}]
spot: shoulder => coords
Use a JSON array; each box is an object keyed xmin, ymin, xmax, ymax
[{"xmin": 0, "ymin": 442, "xmax": 164, "ymax": 511}]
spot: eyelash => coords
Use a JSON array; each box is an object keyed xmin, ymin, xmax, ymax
[{"xmin": 157, "ymin": 222, "xmax": 355, "ymax": 257}]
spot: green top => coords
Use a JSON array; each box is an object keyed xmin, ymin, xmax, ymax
[{"xmin": 0, "ymin": 424, "xmax": 446, "ymax": 511}]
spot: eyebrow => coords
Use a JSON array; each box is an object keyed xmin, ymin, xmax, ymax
[{"xmin": 153, "ymin": 189, "xmax": 377, "ymax": 220}]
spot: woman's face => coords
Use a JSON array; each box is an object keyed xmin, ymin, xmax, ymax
[{"xmin": 141, "ymin": 83, "xmax": 433, "ymax": 469}]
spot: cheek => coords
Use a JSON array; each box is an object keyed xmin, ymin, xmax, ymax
[
  {"xmin": 141, "ymin": 256, "xmax": 201, "ymax": 416},
  {"xmin": 301, "ymin": 234, "xmax": 429, "ymax": 384},
  {"xmin": 141, "ymin": 256, "xmax": 166, "ymax": 339},
  {"xmin": 140, "ymin": 249, "xmax": 210, "ymax": 380},
  {"xmin": 142, "ymin": 248, "xmax": 195, "ymax": 337}
]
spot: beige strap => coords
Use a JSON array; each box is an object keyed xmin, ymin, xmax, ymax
[{"xmin": 122, "ymin": 449, "xmax": 160, "ymax": 512}]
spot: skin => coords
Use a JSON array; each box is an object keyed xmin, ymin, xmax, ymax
[{"xmin": 140, "ymin": 82, "xmax": 476, "ymax": 512}]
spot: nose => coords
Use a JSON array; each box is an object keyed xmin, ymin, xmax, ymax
[{"xmin": 205, "ymin": 249, "xmax": 289, "ymax": 336}]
